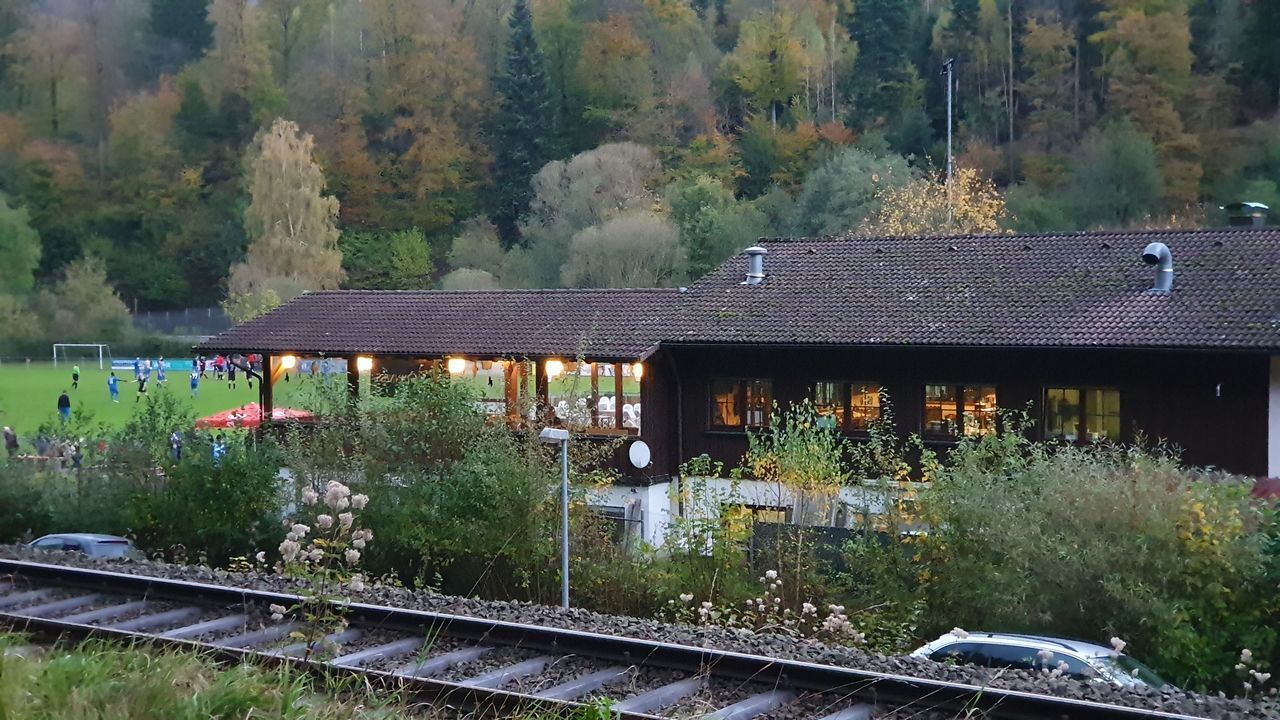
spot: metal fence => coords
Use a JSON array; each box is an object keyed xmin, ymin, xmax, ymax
[{"xmin": 132, "ymin": 307, "xmax": 232, "ymax": 337}]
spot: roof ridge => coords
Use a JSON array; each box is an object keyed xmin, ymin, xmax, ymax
[
  {"xmin": 306, "ymin": 288, "xmax": 681, "ymax": 295},
  {"xmin": 752, "ymin": 226, "xmax": 1280, "ymax": 244}
]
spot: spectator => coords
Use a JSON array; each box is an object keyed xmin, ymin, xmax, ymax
[
  {"xmin": 71, "ymin": 441, "xmax": 83, "ymax": 470},
  {"xmin": 71, "ymin": 364, "xmax": 80, "ymax": 390},
  {"xmin": 3, "ymin": 426, "xmax": 17, "ymax": 458},
  {"xmin": 57, "ymin": 390, "xmax": 71, "ymax": 423},
  {"xmin": 169, "ymin": 430, "xmax": 182, "ymax": 461},
  {"xmin": 212, "ymin": 435, "xmax": 227, "ymax": 466}
]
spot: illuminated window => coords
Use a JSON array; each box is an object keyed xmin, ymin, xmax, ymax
[
  {"xmin": 1046, "ymin": 388, "xmax": 1120, "ymax": 443},
  {"xmin": 924, "ymin": 384, "xmax": 998, "ymax": 437},
  {"xmin": 710, "ymin": 378, "xmax": 772, "ymax": 428},
  {"xmin": 813, "ymin": 382, "xmax": 844, "ymax": 429},
  {"xmin": 849, "ymin": 383, "xmax": 881, "ymax": 431}
]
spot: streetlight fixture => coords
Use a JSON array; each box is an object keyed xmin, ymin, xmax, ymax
[{"xmin": 539, "ymin": 426, "xmax": 571, "ymax": 609}]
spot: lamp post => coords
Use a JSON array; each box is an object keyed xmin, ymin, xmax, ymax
[{"xmin": 539, "ymin": 426, "xmax": 571, "ymax": 608}]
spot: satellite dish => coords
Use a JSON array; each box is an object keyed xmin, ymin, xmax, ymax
[{"xmin": 628, "ymin": 440, "xmax": 652, "ymax": 469}]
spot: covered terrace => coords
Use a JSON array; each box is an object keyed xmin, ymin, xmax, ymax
[{"xmin": 195, "ymin": 289, "xmax": 676, "ymax": 441}]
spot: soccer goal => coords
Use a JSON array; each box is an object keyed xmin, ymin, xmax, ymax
[{"xmin": 52, "ymin": 343, "xmax": 113, "ymax": 369}]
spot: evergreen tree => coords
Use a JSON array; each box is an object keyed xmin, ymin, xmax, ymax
[
  {"xmin": 846, "ymin": 0, "xmax": 916, "ymax": 129},
  {"xmin": 491, "ymin": 0, "xmax": 555, "ymax": 246},
  {"xmin": 149, "ymin": 0, "xmax": 214, "ymax": 69}
]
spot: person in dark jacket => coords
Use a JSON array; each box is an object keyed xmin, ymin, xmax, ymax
[
  {"xmin": 57, "ymin": 391, "xmax": 71, "ymax": 423},
  {"xmin": 3, "ymin": 426, "xmax": 17, "ymax": 458}
]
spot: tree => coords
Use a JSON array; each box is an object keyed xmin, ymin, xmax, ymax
[
  {"xmin": 4, "ymin": 14, "xmax": 83, "ymax": 137},
  {"xmin": 575, "ymin": 15, "xmax": 659, "ymax": 142},
  {"xmin": 339, "ymin": 227, "xmax": 435, "ymax": 290},
  {"xmin": 491, "ymin": 0, "xmax": 556, "ymax": 243},
  {"xmin": 719, "ymin": 11, "xmax": 806, "ymax": 127},
  {"xmin": 520, "ymin": 142, "xmax": 663, "ymax": 286},
  {"xmin": 205, "ymin": 0, "xmax": 274, "ymax": 108},
  {"xmin": 1064, "ymin": 121, "xmax": 1165, "ymax": 228},
  {"xmin": 1093, "ymin": 3, "xmax": 1200, "ymax": 207},
  {"xmin": 262, "ymin": 0, "xmax": 323, "ymax": 89},
  {"xmin": 440, "ymin": 268, "xmax": 501, "ymax": 289},
  {"xmin": 1019, "ymin": 18, "xmax": 1076, "ymax": 155},
  {"xmin": 36, "ymin": 255, "xmax": 132, "ymax": 343},
  {"xmin": 863, "ymin": 167, "xmax": 1009, "ymax": 236},
  {"xmin": 667, "ymin": 175, "xmax": 768, "ymax": 276},
  {"xmin": 788, "ymin": 146, "xmax": 916, "ymax": 236},
  {"xmin": 845, "ymin": 0, "xmax": 918, "ymax": 129},
  {"xmin": 448, "ymin": 218, "xmax": 506, "ymax": 276},
  {"xmin": 227, "ymin": 118, "xmax": 343, "ymax": 314},
  {"xmin": 149, "ymin": 0, "xmax": 214, "ymax": 68},
  {"xmin": 561, "ymin": 212, "xmax": 686, "ymax": 288},
  {"xmin": 0, "ymin": 193, "xmax": 40, "ymax": 295}
]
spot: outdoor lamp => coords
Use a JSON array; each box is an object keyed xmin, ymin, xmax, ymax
[
  {"xmin": 280, "ymin": 354, "xmax": 298, "ymax": 370},
  {"xmin": 539, "ymin": 426, "xmax": 571, "ymax": 609},
  {"xmin": 446, "ymin": 357, "xmax": 467, "ymax": 374},
  {"xmin": 355, "ymin": 356, "xmax": 374, "ymax": 373},
  {"xmin": 632, "ymin": 362, "xmax": 644, "ymax": 380},
  {"xmin": 545, "ymin": 359, "xmax": 565, "ymax": 379}
]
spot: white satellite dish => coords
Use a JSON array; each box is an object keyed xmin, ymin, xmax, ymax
[{"xmin": 628, "ymin": 440, "xmax": 652, "ymax": 469}]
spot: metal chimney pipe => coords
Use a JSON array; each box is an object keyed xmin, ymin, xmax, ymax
[
  {"xmin": 1141, "ymin": 242, "xmax": 1173, "ymax": 293},
  {"xmin": 741, "ymin": 246, "xmax": 768, "ymax": 285}
]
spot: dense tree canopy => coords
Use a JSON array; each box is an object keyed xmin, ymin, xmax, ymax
[{"xmin": 0, "ymin": 0, "xmax": 1272, "ymax": 315}]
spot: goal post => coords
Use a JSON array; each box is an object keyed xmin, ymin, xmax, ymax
[{"xmin": 52, "ymin": 344, "xmax": 112, "ymax": 370}]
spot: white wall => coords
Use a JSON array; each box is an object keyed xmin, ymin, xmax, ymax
[{"xmin": 1269, "ymin": 356, "xmax": 1280, "ymax": 478}]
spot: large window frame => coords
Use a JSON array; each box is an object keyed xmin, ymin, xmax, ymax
[
  {"xmin": 1044, "ymin": 387, "xmax": 1121, "ymax": 443},
  {"xmin": 709, "ymin": 378, "xmax": 773, "ymax": 429},
  {"xmin": 811, "ymin": 381, "xmax": 882, "ymax": 433},
  {"xmin": 922, "ymin": 383, "xmax": 998, "ymax": 438}
]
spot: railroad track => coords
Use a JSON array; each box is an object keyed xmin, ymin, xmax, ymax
[{"xmin": 0, "ymin": 558, "xmax": 1207, "ymax": 720}]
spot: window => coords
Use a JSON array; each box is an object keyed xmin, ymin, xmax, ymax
[
  {"xmin": 924, "ymin": 384, "xmax": 997, "ymax": 437},
  {"xmin": 809, "ymin": 382, "xmax": 881, "ymax": 432},
  {"xmin": 931, "ymin": 643, "xmax": 1097, "ymax": 679},
  {"xmin": 849, "ymin": 383, "xmax": 881, "ymax": 431},
  {"xmin": 1045, "ymin": 388, "xmax": 1120, "ymax": 442},
  {"xmin": 813, "ymin": 382, "xmax": 844, "ymax": 429},
  {"xmin": 710, "ymin": 378, "xmax": 772, "ymax": 428}
]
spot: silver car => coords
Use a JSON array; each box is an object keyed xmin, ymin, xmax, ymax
[
  {"xmin": 911, "ymin": 631, "xmax": 1171, "ymax": 690},
  {"xmin": 28, "ymin": 533, "xmax": 140, "ymax": 559}
]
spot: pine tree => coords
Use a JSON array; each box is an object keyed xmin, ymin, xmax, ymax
[
  {"xmin": 491, "ymin": 0, "xmax": 555, "ymax": 246},
  {"xmin": 846, "ymin": 0, "xmax": 916, "ymax": 129}
]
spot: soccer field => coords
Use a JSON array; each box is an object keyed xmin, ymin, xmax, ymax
[{"xmin": 0, "ymin": 361, "xmax": 297, "ymax": 439}]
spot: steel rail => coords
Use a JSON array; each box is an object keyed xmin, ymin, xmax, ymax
[{"xmin": 0, "ymin": 558, "xmax": 1212, "ymax": 720}]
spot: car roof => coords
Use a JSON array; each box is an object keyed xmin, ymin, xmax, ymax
[
  {"xmin": 934, "ymin": 632, "xmax": 1114, "ymax": 658},
  {"xmin": 34, "ymin": 533, "xmax": 132, "ymax": 544}
]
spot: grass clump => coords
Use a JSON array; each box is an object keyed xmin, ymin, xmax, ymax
[{"xmin": 0, "ymin": 634, "xmax": 403, "ymax": 719}]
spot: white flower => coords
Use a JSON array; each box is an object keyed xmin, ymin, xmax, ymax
[
  {"xmin": 1110, "ymin": 637, "xmax": 1127, "ymax": 655},
  {"xmin": 285, "ymin": 532, "xmax": 298, "ymax": 542},
  {"xmin": 316, "ymin": 514, "xmax": 334, "ymax": 530},
  {"xmin": 345, "ymin": 548, "xmax": 361, "ymax": 564},
  {"xmin": 352, "ymin": 538, "xmax": 366, "ymax": 549},
  {"xmin": 307, "ymin": 548, "xmax": 324, "ymax": 561},
  {"xmin": 301, "ymin": 488, "xmax": 319, "ymax": 505},
  {"xmin": 254, "ymin": 551, "xmax": 266, "ymax": 564},
  {"xmin": 338, "ymin": 512, "xmax": 354, "ymax": 530},
  {"xmin": 278, "ymin": 539, "xmax": 300, "ymax": 562},
  {"xmin": 336, "ymin": 496, "xmax": 350, "ymax": 511},
  {"xmin": 351, "ymin": 494, "xmax": 369, "ymax": 510},
  {"xmin": 700, "ymin": 601, "xmax": 713, "ymax": 609},
  {"xmin": 268, "ymin": 603, "xmax": 286, "ymax": 621},
  {"xmin": 290, "ymin": 523, "xmax": 310, "ymax": 538},
  {"xmin": 361, "ymin": 529, "xmax": 374, "ymax": 542},
  {"xmin": 802, "ymin": 602, "xmax": 816, "ymax": 614},
  {"xmin": 1240, "ymin": 648, "xmax": 1254, "ymax": 664},
  {"xmin": 1037, "ymin": 648, "xmax": 1055, "ymax": 663},
  {"xmin": 764, "ymin": 570, "xmax": 778, "ymax": 581},
  {"xmin": 679, "ymin": 593, "xmax": 694, "ymax": 603},
  {"xmin": 951, "ymin": 627, "xmax": 969, "ymax": 639},
  {"xmin": 1251, "ymin": 670, "xmax": 1271, "ymax": 685},
  {"xmin": 349, "ymin": 575, "xmax": 366, "ymax": 592},
  {"xmin": 324, "ymin": 481, "xmax": 351, "ymax": 509}
]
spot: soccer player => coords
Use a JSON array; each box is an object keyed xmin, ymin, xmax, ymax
[
  {"xmin": 190, "ymin": 371, "xmax": 199, "ymax": 398},
  {"xmin": 71, "ymin": 364, "xmax": 80, "ymax": 390},
  {"xmin": 107, "ymin": 372, "xmax": 120, "ymax": 403},
  {"xmin": 156, "ymin": 357, "xmax": 167, "ymax": 385}
]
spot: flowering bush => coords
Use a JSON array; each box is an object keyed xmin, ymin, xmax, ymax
[
  {"xmin": 268, "ymin": 480, "xmax": 373, "ymax": 658},
  {"xmin": 662, "ymin": 569, "xmax": 864, "ymax": 645}
]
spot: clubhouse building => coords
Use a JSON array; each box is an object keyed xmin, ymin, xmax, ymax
[{"xmin": 201, "ymin": 227, "xmax": 1280, "ymax": 538}]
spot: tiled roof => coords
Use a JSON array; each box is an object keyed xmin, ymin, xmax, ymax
[
  {"xmin": 662, "ymin": 228, "xmax": 1280, "ymax": 350},
  {"xmin": 198, "ymin": 289, "xmax": 676, "ymax": 360}
]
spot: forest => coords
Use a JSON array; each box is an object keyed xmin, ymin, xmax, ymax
[{"xmin": 0, "ymin": 0, "xmax": 1277, "ymax": 340}]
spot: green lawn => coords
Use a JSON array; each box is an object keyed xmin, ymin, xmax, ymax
[
  {"xmin": 0, "ymin": 362, "xmax": 641, "ymax": 440},
  {"xmin": 0, "ymin": 362, "xmax": 292, "ymax": 439}
]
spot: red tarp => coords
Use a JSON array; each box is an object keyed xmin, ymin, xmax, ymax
[{"xmin": 195, "ymin": 403, "xmax": 313, "ymax": 429}]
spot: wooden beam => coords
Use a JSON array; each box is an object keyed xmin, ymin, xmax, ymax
[
  {"xmin": 536, "ymin": 360, "xmax": 550, "ymax": 424},
  {"xmin": 346, "ymin": 357, "xmax": 359, "ymax": 405},
  {"xmin": 591, "ymin": 363, "xmax": 600, "ymax": 427},
  {"xmin": 614, "ymin": 363, "xmax": 623, "ymax": 429},
  {"xmin": 261, "ymin": 355, "xmax": 275, "ymax": 426},
  {"xmin": 504, "ymin": 360, "xmax": 519, "ymax": 427}
]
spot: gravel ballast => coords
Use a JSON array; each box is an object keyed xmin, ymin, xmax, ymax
[{"xmin": 2, "ymin": 546, "xmax": 1277, "ymax": 719}]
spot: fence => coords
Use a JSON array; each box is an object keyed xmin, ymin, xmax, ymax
[{"xmin": 132, "ymin": 307, "xmax": 233, "ymax": 337}]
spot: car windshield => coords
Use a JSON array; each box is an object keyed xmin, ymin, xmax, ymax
[{"xmin": 1095, "ymin": 654, "xmax": 1168, "ymax": 689}]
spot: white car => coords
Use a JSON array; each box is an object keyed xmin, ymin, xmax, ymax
[
  {"xmin": 28, "ymin": 533, "xmax": 140, "ymax": 559},
  {"xmin": 911, "ymin": 631, "xmax": 1172, "ymax": 690}
]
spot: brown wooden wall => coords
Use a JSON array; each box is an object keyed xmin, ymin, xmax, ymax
[{"xmin": 653, "ymin": 345, "xmax": 1271, "ymax": 478}]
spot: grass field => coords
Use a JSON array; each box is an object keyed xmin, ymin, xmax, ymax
[{"xmin": 0, "ymin": 361, "xmax": 642, "ymax": 440}]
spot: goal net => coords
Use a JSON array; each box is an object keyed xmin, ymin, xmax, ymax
[{"xmin": 52, "ymin": 344, "xmax": 112, "ymax": 369}]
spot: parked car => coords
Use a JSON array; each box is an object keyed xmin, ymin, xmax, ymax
[
  {"xmin": 910, "ymin": 631, "xmax": 1171, "ymax": 690},
  {"xmin": 28, "ymin": 533, "xmax": 139, "ymax": 559}
]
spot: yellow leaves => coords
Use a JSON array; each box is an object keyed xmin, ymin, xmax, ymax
[{"xmin": 864, "ymin": 166, "xmax": 1010, "ymax": 237}]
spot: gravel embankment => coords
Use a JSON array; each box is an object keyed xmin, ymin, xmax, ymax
[{"xmin": 1, "ymin": 545, "xmax": 1276, "ymax": 719}]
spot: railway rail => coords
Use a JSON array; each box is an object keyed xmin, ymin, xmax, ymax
[{"xmin": 0, "ymin": 558, "xmax": 1211, "ymax": 720}]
